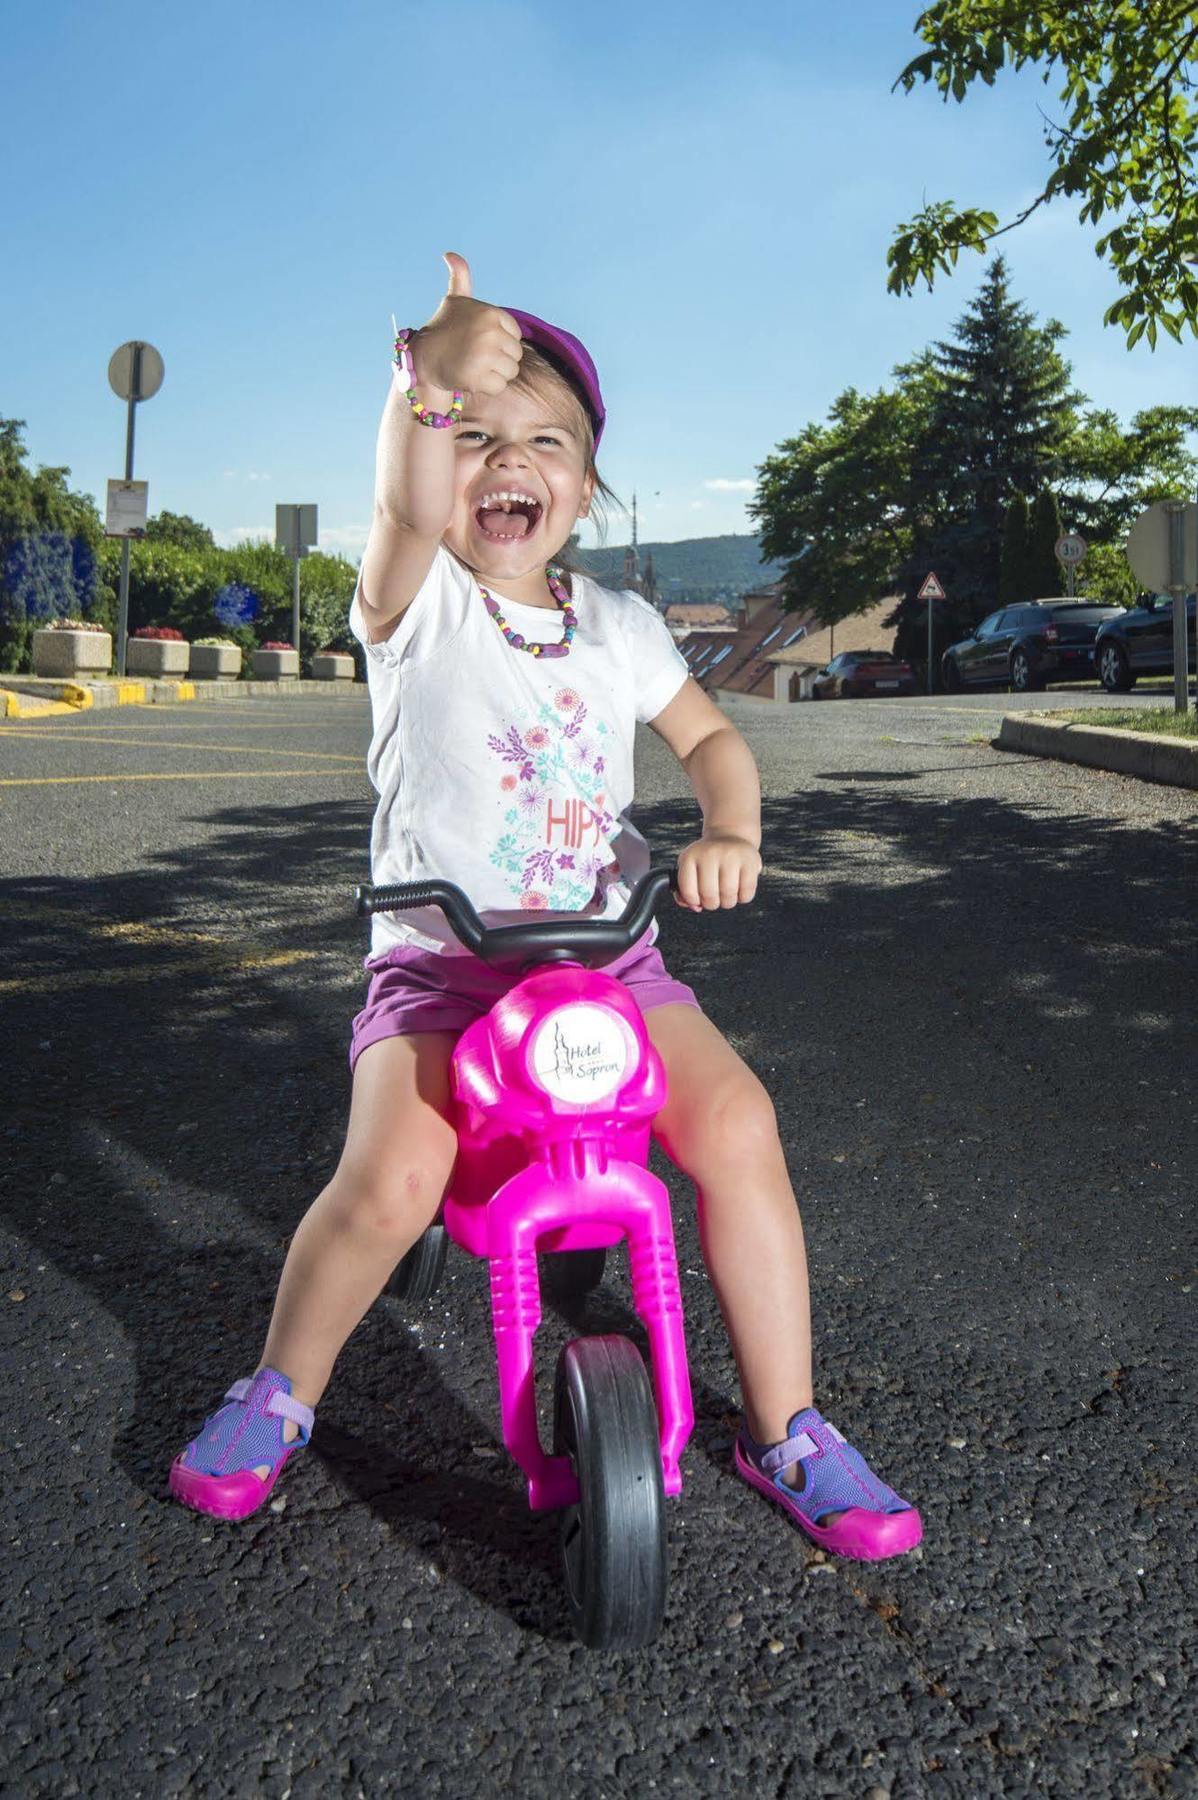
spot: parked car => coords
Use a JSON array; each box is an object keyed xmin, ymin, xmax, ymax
[
  {"xmin": 812, "ymin": 650, "xmax": 918, "ymax": 698},
  {"xmin": 941, "ymin": 598, "xmax": 1123, "ymax": 692},
  {"xmin": 1092, "ymin": 592, "xmax": 1197, "ymax": 692}
]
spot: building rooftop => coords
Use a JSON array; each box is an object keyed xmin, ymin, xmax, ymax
[
  {"xmin": 764, "ymin": 598, "xmax": 902, "ymax": 671},
  {"xmin": 681, "ymin": 582, "xmax": 820, "ymax": 699}
]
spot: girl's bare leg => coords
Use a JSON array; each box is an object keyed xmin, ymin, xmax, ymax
[
  {"xmin": 248, "ymin": 1032, "xmax": 459, "ymax": 1474},
  {"xmin": 645, "ymin": 1005, "xmax": 831, "ymax": 1504}
]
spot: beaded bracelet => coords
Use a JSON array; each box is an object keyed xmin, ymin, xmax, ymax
[{"xmin": 392, "ymin": 318, "xmax": 464, "ymax": 428}]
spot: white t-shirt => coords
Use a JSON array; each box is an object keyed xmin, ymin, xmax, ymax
[{"xmin": 348, "ymin": 543, "xmax": 691, "ymax": 957}]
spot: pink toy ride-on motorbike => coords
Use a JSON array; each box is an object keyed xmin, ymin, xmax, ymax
[{"xmin": 356, "ymin": 866, "xmax": 695, "ymax": 1650}]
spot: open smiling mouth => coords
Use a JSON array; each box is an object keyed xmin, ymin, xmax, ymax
[{"xmin": 473, "ymin": 498, "xmax": 544, "ymax": 542}]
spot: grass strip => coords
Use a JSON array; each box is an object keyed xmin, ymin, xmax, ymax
[{"xmin": 1058, "ymin": 707, "xmax": 1198, "ymax": 738}]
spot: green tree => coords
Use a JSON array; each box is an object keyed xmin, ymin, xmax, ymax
[
  {"xmin": 998, "ymin": 490, "xmax": 1031, "ymax": 604},
  {"xmin": 144, "ymin": 510, "xmax": 216, "ymax": 553},
  {"xmin": 1055, "ymin": 399, "xmax": 1198, "ymax": 543},
  {"xmin": 887, "ymin": 255, "xmax": 1082, "ymax": 669},
  {"xmin": 0, "ymin": 417, "xmax": 104, "ymax": 671},
  {"xmin": 749, "ymin": 260, "xmax": 1198, "ymax": 677},
  {"xmin": 1080, "ymin": 540, "xmax": 1140, "ymax": 608},
  {"xmin": 1028, "ymin": 490, "xmax": 1064, "ymax": 597},
  {"xmin": 887, "ymin": 2, "xmax": 1198, "ymax": 346},
  {"xmin": 749, "ymin": 374, "xmax": 936, "ymax": 627}
]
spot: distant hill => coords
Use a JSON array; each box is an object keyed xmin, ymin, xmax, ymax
[{"xmin": 574, "ymin": 532, "xmax": 788, "ymax": 606}]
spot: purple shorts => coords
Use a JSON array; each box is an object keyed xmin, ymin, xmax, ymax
[{"xmin": 349, "ymin": 929, "xmax": 700, "ymax": 1073}]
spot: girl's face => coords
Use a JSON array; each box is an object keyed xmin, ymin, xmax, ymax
[{"xmin": 446, "ymin": 381, "xmax": 596, "ymax": 592}]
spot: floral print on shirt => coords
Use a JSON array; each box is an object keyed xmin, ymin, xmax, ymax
[{"xmin": 487, "ymin": 687, "xmax": 618, "ymax": 909}]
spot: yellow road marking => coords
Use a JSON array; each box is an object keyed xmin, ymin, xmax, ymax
[
  {"xmin": 0, "ymin": 897, "xmax": 324, "ymax": 954},
  {"xmin": 0, "ymin": 899, "xmax": 334, "ymax": 992},
  {"xmin": 1, "ymin": 715, "xmax": 364, "ymax": 733},
  {"xmin": 0, "ymin": 728, "xmax": 361, "ymax": 762},
  {"xmin": 0, "ymin": 768, "xmax": 353, "ymax": 788}
]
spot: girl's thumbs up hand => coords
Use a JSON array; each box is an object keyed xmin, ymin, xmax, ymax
[{"xmin": 410, "ymin": 251, "xmax": 524, "ymax": 400}]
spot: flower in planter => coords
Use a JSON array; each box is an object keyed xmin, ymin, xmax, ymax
[
  {"xmin": 48, "ymin": 617, "xmax": 108, "ymax": 632},
  {"xmin": 133, "ymin": 625, "xmax": 186, "ymax": 640},
  {"xmin": 194, "ymin": 637, "xmax": 240, "ymax": 649},
  {"xmin": 261, "ymin": 641, "xmax": 295, "ymax": 651}
]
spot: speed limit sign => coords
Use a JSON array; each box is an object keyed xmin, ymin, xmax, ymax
[{"xmin": 1055, "ymin": 532, "xmax": 1087, "ymax": 596}]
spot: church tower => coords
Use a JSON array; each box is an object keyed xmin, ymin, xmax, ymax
[
  {"xmin": 622, "ymin": 490, "xmax": 641, "ymax": 592},
  {"xmin": 641, "ymin": 548, "xmax": 660, "ymax": 611}
]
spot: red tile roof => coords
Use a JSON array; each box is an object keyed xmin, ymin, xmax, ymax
[
  {"xmin": 665, "ymin": 603, "xmax": 735, "ymax": 628},
  {"xmin": 681, "ymin": 584, "xmax": 820, "ymax": 699},
  {"xmin": 764, "ymin": 599, "xmax": 902, "ymax": 670}
]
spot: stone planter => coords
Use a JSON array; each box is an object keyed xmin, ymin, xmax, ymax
[
  {"xmin": 32, "ymin": 628, "xmax": 112, "ymax": 678},
  {"xmin": 127, "ymin": 638, "xmax": 190, "ymax": 678},
  {"xmin": 252, "ymin": 648, "xmax": 299, "ymax": 681},
  {"xmin": 310, "ymin": 652, "xmax": 355, "ymax": 681},
  {"xmin": 189, "ymin": 644, "xmax": 242, "ymax": 681}
]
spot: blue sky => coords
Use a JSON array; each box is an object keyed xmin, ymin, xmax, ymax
[{"xmin": 5, "ymin": 0, "xmax": 1192, "ymax": 566}]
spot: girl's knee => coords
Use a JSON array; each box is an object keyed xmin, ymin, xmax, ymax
[
  {"xmin": 678, "ymin": 1070, "xmax": 779, "ymax": 1172},
  {"xmin": 328, "ymin": 1144, "xmax": 455, "ymax": 1244}
]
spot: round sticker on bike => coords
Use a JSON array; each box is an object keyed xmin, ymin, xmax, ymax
[{"xmin": 529, "ymin": 1004, "xmax": 630, "ymax": 1104}]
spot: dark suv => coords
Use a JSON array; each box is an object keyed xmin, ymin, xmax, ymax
[
  {"xmin": 942, "ymin": 599, "xmax": 1123, "ymax": 693},
  {"xmin": 1092, "ymin": 593, "xmax": 1197, "ymax": 692}
]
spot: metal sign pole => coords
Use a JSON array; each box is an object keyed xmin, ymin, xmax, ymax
[
  {"xmin": 1168, "ymin": 502, "xmax": 1187, "ymax": 715},
  {"xmin": 917, "ymin": 573, "xmax": 944, "ymax": 695},
  {"xmin": 927, "ymin": 594, "xmax": 933, "ymax": 696},
  {"xmin": 115, "ymin": 346, "xmax": 141, "ymax": 679},
  {"xmin": 292, "ymin": 556, "xmax": 301, "ymax": 663}
]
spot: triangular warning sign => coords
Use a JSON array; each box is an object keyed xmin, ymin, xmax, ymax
[{"xmin": 918, "ymin": 572, "xmax": 946, "ymax": 600}]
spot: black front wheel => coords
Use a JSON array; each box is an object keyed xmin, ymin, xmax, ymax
[
  {"xmin": 553, "ymin": 1335, "xmax": 667, "ymax": 1649},
  {"xmin": 386, "ymin": 1223, "xmax": 448, "ymax": 1304},
  {"xmin": 942, "ymin": 658, "xmax": 963, "ymax": 693}
]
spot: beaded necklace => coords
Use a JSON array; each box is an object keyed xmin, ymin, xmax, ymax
[{"xmin": 478, "ymin": 563, "xmax": 577, "ymax": 660}]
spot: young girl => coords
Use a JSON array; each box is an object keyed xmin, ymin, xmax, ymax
[{"xmin": 170, "ymin": 253, "xmax": 922, "ymax": 1562}]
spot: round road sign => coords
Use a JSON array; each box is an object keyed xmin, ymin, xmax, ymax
[
  {"xmin": 107, "ymin": 341, "xmax": 164, "ymax": 403},
  {"xmin": 1125, "ymin": 501, "xmax": 1198, "ymax": 592}
]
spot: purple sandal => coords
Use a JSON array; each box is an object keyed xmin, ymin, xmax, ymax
[
  {"xmin": 169, "ymin": 1366, "xmax": 314, "ymax": 1521},
  {"xmin": 735, "ymin": 1405, "xmax": 923, "ymax": 1561}
]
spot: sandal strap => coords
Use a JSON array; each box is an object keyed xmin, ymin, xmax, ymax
[
  {"xmin": 223, "ymin": 1377, "xmax": 315, "ymax": 1434},
  {"xmin": 760, "ymin": 1421, "xmax": 845, "ymax": 1480},
  {"xmin": 268, "ymin": 1392, "xmax": 316, "ymax": 1432}
]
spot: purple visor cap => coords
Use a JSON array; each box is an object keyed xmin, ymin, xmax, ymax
[{"xmin": 503, "ymin": 307, "xmax": 606, "ymax": 453}]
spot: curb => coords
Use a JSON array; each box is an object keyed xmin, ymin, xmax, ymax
[
  {"xmin": 996, "ymin": 714, "xmax": 1198, "ymax": 790},
  {"xmin": 0, "ymin": 676, "xmax": 365, "ymax": 713},
  {"xmin": 3, "ymin": 690, "xmax": 81, "ymax": 720}
]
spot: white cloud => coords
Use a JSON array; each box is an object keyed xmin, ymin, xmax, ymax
[
  {"xmin": 704, "ymin": 478, "xmax": 755, "ymax": 492},
  {"xmin": 215, "ymin": 523, "xmax": 370, "ymax": 559},
  {"xmin": 221, "ymin": 469, "xmax": 273, "ymax": 482},
  {"xmin": 319, "ymin": 524, "xmax": 371, "ymax": 555}
]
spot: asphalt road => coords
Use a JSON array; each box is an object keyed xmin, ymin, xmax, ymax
[{"xmin": 1, "ymin": 685, "xmax": 1195, "ymax": 1798}]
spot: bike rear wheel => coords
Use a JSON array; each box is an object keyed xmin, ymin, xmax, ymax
[
  {"xmin": 553, "ymin": 1334, "xmax": 667, "ymax": 1649},
  {"xmin": 386, "ymin": 1223, "xmax": 448, "ymax": 1304}
]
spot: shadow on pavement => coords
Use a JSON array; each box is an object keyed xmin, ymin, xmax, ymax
[{"xmin": 2, "ymin": 777, "xmax": 1195, "ymax": 1634}]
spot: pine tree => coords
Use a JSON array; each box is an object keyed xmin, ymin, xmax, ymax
[
  {"xmin": 1028, "ymin": 491, "xmax": 1064, "ymax": 598},
  {"xmin": 890, "ymin": 255, "xmax": 1082, "ymax": 676},
  {"xmin": 998, "ymin": 491, "xmax": 1031, "ymax": 605}
]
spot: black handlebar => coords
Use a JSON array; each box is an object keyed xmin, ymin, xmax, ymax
[{"xmin": 356, "ymin": 865, "xmax": 681, "ymax": 972}]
